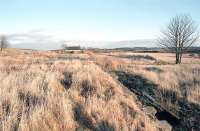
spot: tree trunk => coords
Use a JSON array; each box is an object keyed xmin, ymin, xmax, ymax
[
  {"xmin": 179, "ymin": 49, "xmax": 183, "ymax": 64},
  {"xmin": 176, "ymin": 54, "xmax": 179, "ymax": 64},
  {"xmin": 176, "ymin": 48, "xmax": 179, "ymax": 64}
]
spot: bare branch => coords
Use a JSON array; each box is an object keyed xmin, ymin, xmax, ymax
[{"xmin": 158, "ymin": 14, "xmax": 199, "ymax": 64}]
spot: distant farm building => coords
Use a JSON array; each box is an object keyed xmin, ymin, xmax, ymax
[{"xmin": 63, "ymin": 45, "xmax": 81, "ymax": 50}]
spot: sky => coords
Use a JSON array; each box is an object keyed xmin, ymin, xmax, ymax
[{"xmin": 0, "ymin": 0, "xmax": 199, "ymax": 48}]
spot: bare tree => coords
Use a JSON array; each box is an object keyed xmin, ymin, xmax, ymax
[
  {"xmin": 0, "ymin": 35, "xmax": 9, "ymax": 52},
  {"xmin": 159, "ymin": 15, "xmax": 199, "ymax": 64}
]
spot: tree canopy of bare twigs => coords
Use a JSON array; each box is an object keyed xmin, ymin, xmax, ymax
[
  {"xmin": 158, "ymin": 15, "xmax": 199, "ymax": 64},
  {"xmin": 0, "ymin": 35, "xmax": 9, "ymax": 51}
]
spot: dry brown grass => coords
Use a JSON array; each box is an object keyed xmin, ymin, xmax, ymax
[
  {"xmin": 93, "ymin": 52, "xmax": 200, "ymax": 107},
  {"xmin": 0, "ymin": 49, "xmax": 159, "ymax": 131},
  {"xmin": 93, "ymin": 51, "xmax": 200, "ymax": 130},
  {"xmin": 122, "ymin": 64, "xmax": 200, "ymax": 112}
]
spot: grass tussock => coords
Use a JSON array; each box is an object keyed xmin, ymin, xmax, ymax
[
  {"xmin": 94, "ymin": 51, "xmax": 200, "ymax": 130},
  {"xmin": 0, "ymin": 49, "xmax": 159, "ymax": 131}
]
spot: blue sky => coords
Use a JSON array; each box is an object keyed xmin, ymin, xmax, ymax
[{"xmin": 0, "ymin": 0, "xmax": 199, "ymax": 48}]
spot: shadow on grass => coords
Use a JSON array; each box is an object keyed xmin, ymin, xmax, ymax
[
  {"xmin": 61, "ymin": 72, "xmax": 73, "ymax": 90},
  {"xmin": 80, "ymin": 80, "xmax": 96, "ymax": 98},
  {"xmin": 74, "ymin": 103, "xmax": 115, "ymax": 131},
  {"xmin": 96, "ymin": 121, "xmax": 115, "ymax": 131},
  {"xmin": 51, "ymin": 56, "xmax": 89, "ymax": 61},
  {"xmin": 145, "ymin": 67, "xmax": 163, "ymax": 73},
  {"xmin": 74, "ymin": 104, "xmax": 95, "ymax": 130},
  {"xmin": 114, "ymin": 70, "xmax": 200, "ymax": 131},
  {"xmin": 111, "ymin": 54, "xmax": 156, "ymax": 61},
  {"xmin": 114, "ymin": 71, "xmax": 156, "ymax": 96}
]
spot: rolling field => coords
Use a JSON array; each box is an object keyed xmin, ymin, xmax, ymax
[{"xmin": 0, "ymin": 49, "xmax": 200, "ymax": 131}]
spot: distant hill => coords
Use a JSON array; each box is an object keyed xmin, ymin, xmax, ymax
[
  {"xmin": 104, "ymin": 39, "xmax": 157, "ymax": 49},
  {"xmin": 11, "ymin": 39, "xmax": 157, "ymax": 50},
  {"xmin": 11, "ymin": 39, "xmax": 200, "ymax": 51}
]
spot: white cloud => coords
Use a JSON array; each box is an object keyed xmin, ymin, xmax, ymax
[{"xmin": 8, "ymin": 28, "xmax": 107, "ymax": 46}]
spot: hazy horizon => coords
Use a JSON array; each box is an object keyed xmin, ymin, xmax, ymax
[
  {"xmin": 11, "ymin": 39, "xmax": 158, "ymax": 50},
  {"xmin": 0, "ymin": 0, "xmax": 200, "ymax": 49}
]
